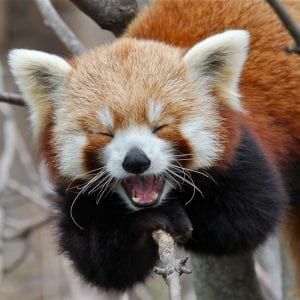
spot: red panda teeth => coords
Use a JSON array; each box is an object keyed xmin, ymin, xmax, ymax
[{"xmin": 122, "ymin": 175, "xmax": 165, "ymax": 206}]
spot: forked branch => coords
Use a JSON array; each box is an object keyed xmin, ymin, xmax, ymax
[{"xmin": 153, "ymin": 230, "xmax": 191, "ymax": 300}]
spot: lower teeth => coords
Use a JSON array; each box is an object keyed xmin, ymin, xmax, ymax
[
  {"xmin": 151, "ymin": 192, "xmax": 158, "ymax": 200},
  {"xmin": 132, "ymin": 196, "xmax": 140, "ymax": 203}
]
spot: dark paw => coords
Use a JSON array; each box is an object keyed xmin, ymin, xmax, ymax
[
  {"xmin": 132, "ymin": 204, "xmax": 193, "ymax": 244},
  {"xmin": 166, "ymin": 217, "xmax": 193, "ymax": 244}
]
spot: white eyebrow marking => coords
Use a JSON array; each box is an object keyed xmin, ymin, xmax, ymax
[
  {"xmin": 148, "ymin": 101, "xmax": 164, "ymax": 123},
  {"xmin": 97, "ymin": 106, "xmax": 114, "ymax": 128}
]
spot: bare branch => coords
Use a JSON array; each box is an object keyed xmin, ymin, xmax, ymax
[
  {"xmin": 15, "ymin": 133, "xmax": 40, "ymax": 184},
  {"xmin": 0, "ymin": 207, "xmax": 3, "ymax": 280},
  {"xmin": 7, "ymin": 180, "xmax": 51, "ymax": 211},
  {"xmin": 70, "ymin": 0, "xmax": 138, "ymax": 36},
  {"xmin": 152, "ymin": 230, "xmax": 191, "ymax": 300},
  {"xmin": 0, "ymin": 105, "xmax": 17, "ymax": 191},
  {"xmin": 0, "ymin": 92, "xmax": 25, "ymax": 106},
  {"xmin": 255, "ymin": 262, "xmax": 281, "ymax": 300},
  {"xmin": 3, "ymin": 237, "xmax": 30, "ymax": 274},
  {"xmin": 266, "ymin": 0, "xmax": 300, "ymax": 54},
  {"xmin": 34, "ymin": 0, "xmax": 86, "ymax": 55},
  {"xmin": 3, "ymin": 216, "xmax": 54, "ymax": 241}
]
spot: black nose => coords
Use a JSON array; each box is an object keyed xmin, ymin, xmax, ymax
[{"xmin": 122, "ymin": 147, "xmax": 151, "ymax": 174}]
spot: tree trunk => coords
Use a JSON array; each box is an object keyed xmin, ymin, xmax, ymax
[{"xmin": 191, "ymin": 253, "xmax": 265, "ymax": 300}]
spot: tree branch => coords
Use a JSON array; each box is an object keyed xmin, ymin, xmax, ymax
[
  {"xmin": 266, "ymin": 0, "xmax": 300, "ymax": 54},
  {"xmin": 3, "ymin": 238, "xmax": 30, "ymax": 274},
  {"xmin": 69, "ymin": 0, "xmax": 138, "ymax": 36},
  {"xmin": 0, "ymin": 92, "xmax": 25, "ymax": 106},
  {"xmin": 3, "ymin": 216, "xmax": 54, "ymax": 241},
  {"xmin": 0, "ymin": 104, "xmax": 17, "ymax": 191},
  {"xmin": 152, "ymin": 230, "xmax": 191, "ymax": 300},
  {"xmin": 34, "ymin": 0, "xmax": 86, "ymax": 55}
]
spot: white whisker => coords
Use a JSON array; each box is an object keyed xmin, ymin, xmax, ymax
[{"xmin": 167, "ymin": 167, "xmax": 204, "ymax": 199}]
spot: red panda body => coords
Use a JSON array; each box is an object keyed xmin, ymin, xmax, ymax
[{"xmin": 8, "ymin": 0, "xmax": 300, "ymax": 296}]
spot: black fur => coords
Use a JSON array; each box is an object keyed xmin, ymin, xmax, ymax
[
  {"xmin": 282, "ymin": 162, "xmax": 300, "ymax": 206},
  {"xmin": 55, "ymin": 130, "xmax": 287, "ymax": 291},
  {"xmin": 180, "ymin": 132, "xmax": 287, "ymax": 255},
  {"xmin": 56, "ymin": 188, "xmax": 191, "ymax": 291}
]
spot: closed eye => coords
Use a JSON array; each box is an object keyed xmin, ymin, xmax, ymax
[
  {"xmin": 97, "ymin": 131, "xmax": 114, "ymax": 138},
  {"xmin": 153, "ymin": 124, "xmax": 168, "ymax": 134}
]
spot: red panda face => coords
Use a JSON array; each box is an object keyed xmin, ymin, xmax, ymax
[
  {"xmin": 51, "ymin": 39, "xmax": 224, "ymax": 208},
  {"xmin": 9, "ymin": 32, "xmax": 249, "ymax": 209}
]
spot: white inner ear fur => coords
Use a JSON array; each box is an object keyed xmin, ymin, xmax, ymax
[
  {"xmin": 183, "ymin": 30, "xmax": 249, "ymax": 112},
  {"xmin": 8, "ymin": 49, "xmax": 72, "ymax": 136}
]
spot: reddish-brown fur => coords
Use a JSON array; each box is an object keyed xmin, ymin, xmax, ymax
[
  {"xmin": 126, "ymin": 0, "xmax": 300, "ymax": 294},
  {"xmin": 126, "ymin": 0, "xmax": 300, "ymax": 167}
]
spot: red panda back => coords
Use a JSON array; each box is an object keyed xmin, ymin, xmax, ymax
[{"xmin": 126, "ymin": 0, "xmax": 300, "ymax": 167}]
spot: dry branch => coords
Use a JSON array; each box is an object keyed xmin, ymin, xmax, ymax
[
  {"xmin": 0, "ymin": 92, "xmax": 25, "ymax": 106},
  {"xmin": 7, "ymin": 180, "xmax": 51, "ymax": 211},
  {"xmin": 3, "ymin": 238, "xmax": 30, "ymax": 274},
  {"xmin": 70, "ymin": 0, "xmax": 138, "ymax": 36},
  {"xmin": 152, "ymin": 230, "xmax": 191, "ymax": 300},
  {"xmin": 3, "ymin": 216, "xmax": 54, "ymax": 241},
  {"xmin": 34, "ymin": 0, "xmax": 86, "ymax": 55},
  {"xmin": 255, "ymin": 262, "xmax": 281, "ymax": 300},
  {"xmin": 266, "ymin": 0, "xmax": 300, "ymax": 54},
  {"xmin": 0, "ymin": 105, "xmax": 17, "ymax": 191}
]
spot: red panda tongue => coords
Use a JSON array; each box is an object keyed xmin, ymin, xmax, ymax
[{"xmin": 130, "ymin": 175, "xmax": 159, "ymax": 205}]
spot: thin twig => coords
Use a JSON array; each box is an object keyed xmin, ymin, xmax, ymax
[
  {"xmin": 3, "ymin": 216, "xmax": 54, "ymax": 241},
  {"xmin": 0, "ymin": 92, "xmax": 25, "ymax": 106},
  {"xmin": 70, "ymin": 0, "xmax": 138, "ymax": 36},
  {"xmin": 0, "ymin": 207, "xmax": 3, "ymax": 280},
  {"xmin": 15, "ymin": 133, "xmax": 40, "ymax": 184},
  {"xmin": 7, "ymin": 180, "xmax": 51, "ymax": 211},
  {"xmin": 34, "ymin": 0, "xmax": 85, "ymax": 55},
  {"xmin": 266, "ymin": 0, "xmax": 300, "ymax": 54},
  {"xmin": 152, "ymin": 230, "xmax": 191, "ymax": 300},
  {"xmin": 0, "ymin": 105, "xmax": 17, "ymax": 191},
  {"xmin": 255, "ymin": 262, "xmax": 281, "ymax": 300},
  {"xmin": 3, "ymin": 238, "xmax": 30, "ymax": 274}
]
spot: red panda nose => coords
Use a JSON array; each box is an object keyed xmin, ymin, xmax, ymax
[{"xmin": 122, "ymin": 147, "xmax": 151, "ymax": 174}]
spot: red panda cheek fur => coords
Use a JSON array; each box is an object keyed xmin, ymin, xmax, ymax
[
  {"xmin": 83, "ymin": 135, "xmax": 111, "ymax": 172},
  {"xmin": 38, "ymin": 113, "xmax": 61, "ymax": 182},
  {"xmin": 156, "ymin": 125, "xmax": 194, "ymax": 167}
]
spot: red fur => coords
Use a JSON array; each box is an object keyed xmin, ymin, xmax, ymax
[{"xmin": 126, "ymin": 0, "xmax": 300, "ymax": 168}]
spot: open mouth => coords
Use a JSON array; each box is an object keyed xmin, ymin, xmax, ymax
[{"xmin": 121, "ymin": 175, "xmax": 165, "ymax": 207}]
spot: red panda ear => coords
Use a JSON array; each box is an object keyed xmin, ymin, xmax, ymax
[
  {"xmin": 8, "ymin": 49, "xmax": 72, "ymax": 136},
  {"xmin": 183, "ymin": 30, "xmax": 249, "ymax": 112}
]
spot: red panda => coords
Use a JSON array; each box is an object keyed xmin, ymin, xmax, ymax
[{"xmin": 7, "ymin": 0, "xmax": 300, "ymax": 295}]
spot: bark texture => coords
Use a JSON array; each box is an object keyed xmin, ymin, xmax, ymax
[
  {"xmin": 70, "ymin": 0, "xmax": 138, "ymax": 36},
  {"xmin": 191, "ymin": 253, "xmax": 265, "ymax": 300}
]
